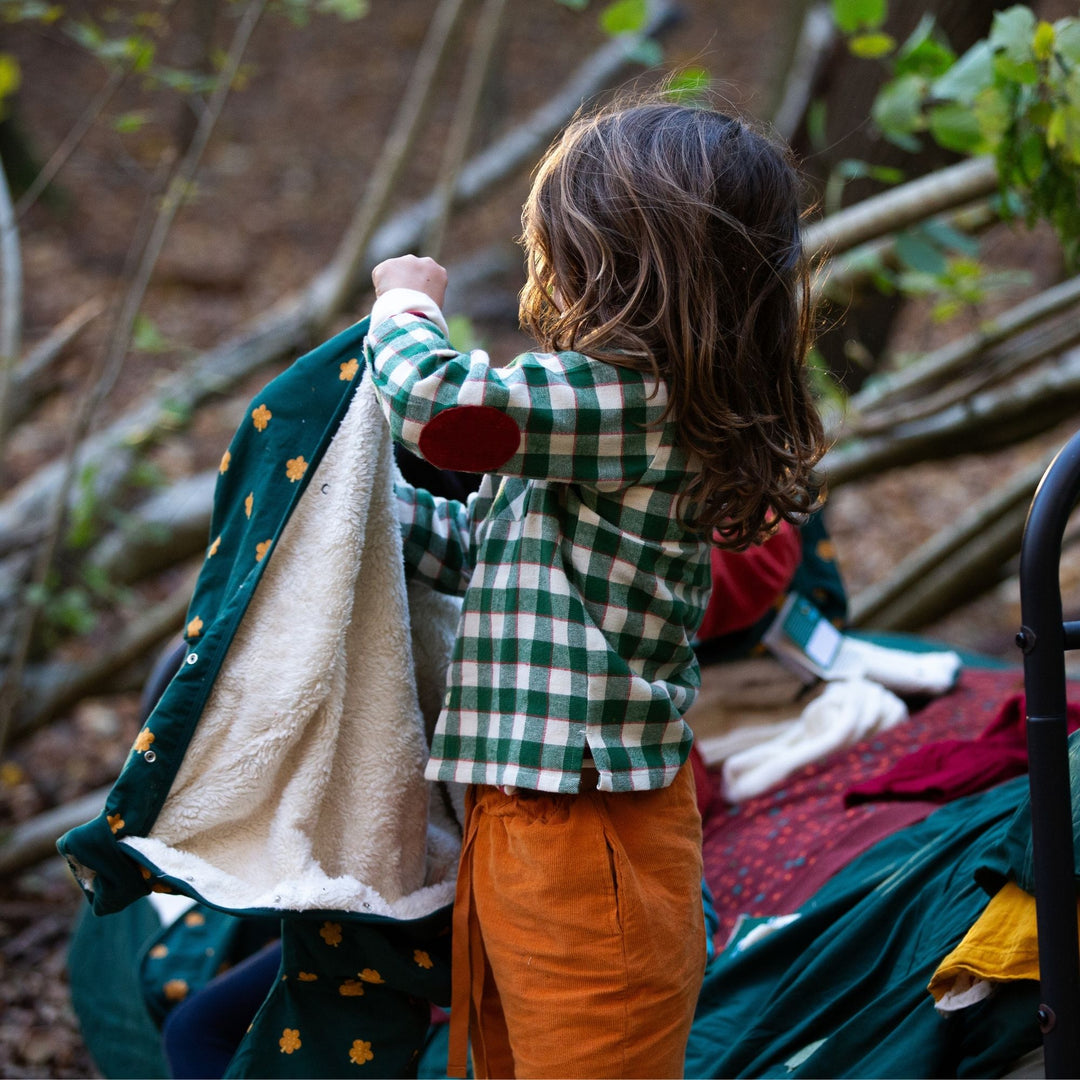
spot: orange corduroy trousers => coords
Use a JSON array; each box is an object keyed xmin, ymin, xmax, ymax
[{"xmin": 447, "ymin": 760, "xmax": 706, "ymax": 1079}]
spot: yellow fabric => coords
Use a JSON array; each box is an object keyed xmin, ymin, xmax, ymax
[{"xmin": 928, "ymin": 880, "xmax": 1080, "ymax": 1000}]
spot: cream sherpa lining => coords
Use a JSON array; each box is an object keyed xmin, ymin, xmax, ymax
[{"xmin": 122, "ymin": 378, "xmax": 462, "ymax": 921}]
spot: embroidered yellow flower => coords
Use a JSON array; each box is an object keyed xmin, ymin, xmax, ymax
[
  {"xmin": 140, "ymin": 866, "xmax": 153, "ymax": 880},
  {"xmin": 349, "ymin": 1040, "xmax": 374, "ymax": 1066},
  {"xmin": 285, "ymin": 456, "xmax": 308, "ymax": 482},
  {"xmin": 164, "ymin": 979, "xmax": 189, "ymax": 1002},
  {"xmin": 244, "ymin": 492, "xmax": 254, "ymax": 518},
  {"xmin": 413, "ymin": 950, "xmax": 433, "ymax": 970},
  {"xmin": 816, "ymin": 539, "xmax": 837, "ymax": 561},
  {"xmin": 320, "ymin": 921, "xmax": 343, "ymax": 947},
  {"xmin": 339, "ymin": 979, "xmax": 365, "ymax": 997},
  {"xmin": 219, "ymin": 449, "xmax": 231, "ymax": 474},
  {"xmin": 186, "ymin": 615, "xmax": 203, "ymax": 639},
  {"xmin": 279, "ymin": 1028, "xmax": 301, "ymax": 1055},
  {"xmin": 133, "ymin": 728, "xmax": 155, "ymax": 753},
  {"xmin": 149, "ymin": 944, "xmax": 169, "ymax": 959},
  {"xmin": 208, "ymin": 535, "xmax": 222, "ymax": 557},
  {"xmin": 184, "ymin": 911, "xmax": 206, "ymax": 927},
  {"xmin": 340, "ymin": 358, "xmax": 360, "ymax": 381},
  {"xmin": 358, "ymin": 968, "xmax": 384, "ymax": 984},
  {"xmin": 297, "ymin": 971, "xmax": 318, "ymax": 982},
  {"xmin": 255, "ymin": 539, "xmax": 272, "ymax": 562},
  {"xmin": 107, "ymin": 813, "xmax": 125, "ymax": 834},
  {"xmin": 252, "ymin": 404, "xmax": 272, "ymax": 431}
]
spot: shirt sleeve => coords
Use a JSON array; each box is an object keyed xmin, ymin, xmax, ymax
[
  {"xmin": 394, "ymin": 476, "xmax": 493, "ymax": 597},
  {"xmin": 364, "ymin": 294, "xmax": 663, "ymax": 487}
]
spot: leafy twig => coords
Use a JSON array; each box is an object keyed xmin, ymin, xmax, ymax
[
  {"xmin": 0, "ymin": 0, "xmax": 267, "ymax": 760},
  {"xmin": 425, "ymin": 0, "xmax": 509, "ymax": 260},
  {"xmin": 319, "ymin": 0, "xmax": 471, "ymax": 322},
  {"xmin": 13, "ymin": 68, "xmax": 126, "ymax": 219},
  {"xmin": 804, "ymin": 156, "xmax": 999, "ymax": 262}
]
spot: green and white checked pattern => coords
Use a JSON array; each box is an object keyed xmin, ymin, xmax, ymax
[{"xmin": 365, "ymin": 312, "xmax": 711, "ymax": 793}]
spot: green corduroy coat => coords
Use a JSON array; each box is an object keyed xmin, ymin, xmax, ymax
[{"xmin": 59, "ymin": 318, "xmax": 465, "ymax": 1078}]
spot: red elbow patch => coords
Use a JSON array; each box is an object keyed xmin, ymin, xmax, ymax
[{"xmin": 417, "ymin": 406, "xmax": 521, "ymax": 473}]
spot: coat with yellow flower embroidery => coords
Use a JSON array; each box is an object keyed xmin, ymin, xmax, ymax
[{"xmin": 58, "ymin": 319, "xmax": 460, "ymax": 1075}]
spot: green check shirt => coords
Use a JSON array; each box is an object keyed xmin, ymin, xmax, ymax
[{"xmin": 364, "ymin": 293, "xmax": 711, "ymax": 794}]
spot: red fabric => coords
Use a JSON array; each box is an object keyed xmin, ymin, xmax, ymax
[
  {"xmin": 844, "ymin": 692, "xmax": 1080, "ymax": 806},
  {"xmin": 698, "ymin": 668, "xmax": 1029, "ymax": 945},
  {"xmin": 417, "ymin": 405, "xmax": 520, "ymax": 473},
  {"xmin": 696, "ymin": 520, "xmax": 801, "ymax": 641}
]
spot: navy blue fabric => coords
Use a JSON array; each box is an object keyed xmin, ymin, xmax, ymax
[{"xmin": 162, "ymin": 941, "xmax": 282, "ymax": 1079}]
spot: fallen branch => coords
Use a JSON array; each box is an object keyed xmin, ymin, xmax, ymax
[
  {"xmin": 840, "ymin": 273, "xmax": 1080, "ymax": 427},
  {"xmin": 803, "ymin": 156, "xmax": 999, "ymax": 263},
  {"xmin": 851, "ymin": 499, "xmax": 1031, "ymax": 633},
  {"xmin": 822, "ymin": 347, "xmax": 1080, "ymax": 486},
  {"xmin": 0, "ymin": 0, "xmax": 268, "ymax": 761},
  {"xmin": 318, "ymin": 0, "xmax": 470, "ymax": 321},
  {"xmin": 1, "ymin": 297, "xmax": 106, "ymax": 431},
  {"xmin": 848, "ymin": 451, "xmax": 1053, "ymax": 628},
  {"xmin": 0, "ymin": 10, "xmax": 677, "ymax": 556},
  {"xmin": 0, "ymin": 785, "xmax": 110, "ymax": 877},
  {"xmin": 812, "ymin": 200, "xmax": 998, "ymax": 307},
  {"xmin": 771, "ymin": 3, "xmax": 835, "ymax": 141},
  {"xmin": 11, "ymin": 567, "xmax": 198, "ymax": 744},
  {"xmin": 86, "ymin": 470, "xmax": 217, "ymax": 585},
  {"xmin": 845, "ymin": 310, "xmax": 1080, "ymax": 439},
  {"xmin": 425, "ymin": 0, "xmax": 509, "ymax": 260}
]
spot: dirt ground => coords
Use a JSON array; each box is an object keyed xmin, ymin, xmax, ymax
[{"xmin": 3, "ymin": 1, "xmax": 1079, "ymax": 1075}]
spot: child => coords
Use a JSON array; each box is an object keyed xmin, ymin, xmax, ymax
[{"xmin": 364, "ymin": 97, "xmax": 824, "ymax": 1079}]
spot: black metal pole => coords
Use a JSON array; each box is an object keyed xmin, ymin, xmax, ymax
[{"xmin": 1018, "ymin": 431, "xmax": 1080, "ymax": 1078}]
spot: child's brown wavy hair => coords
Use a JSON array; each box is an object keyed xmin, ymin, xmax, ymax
[{"xmin": 519, "ymin": 96, "xmax": 824, "ymax": 549}]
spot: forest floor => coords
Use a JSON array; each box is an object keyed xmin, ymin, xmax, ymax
[{"xmin": 3, "ymin": 0, "xmax": 1079, "ymax": 1075}]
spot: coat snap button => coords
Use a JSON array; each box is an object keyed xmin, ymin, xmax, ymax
[
  {"xmin": 185, "ymin": 653, "xmax": 198, "ymax": 665},
  {"xmin": 144, "ymin": 750, "xmax": 157, "ymax": 763}
]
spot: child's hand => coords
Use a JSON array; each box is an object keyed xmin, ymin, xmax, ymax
[{"xmin": 372, "ymin": 255, "xmax": 448, "ymax": 308}]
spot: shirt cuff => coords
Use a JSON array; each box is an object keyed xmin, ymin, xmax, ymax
[{"xmin": 369, "ymin": 288, "xmax": 450, "ymax": 337}]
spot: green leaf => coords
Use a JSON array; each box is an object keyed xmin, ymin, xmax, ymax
[
  {"xmin": 446, "ymin": 314, "xmax": 481, "ymax": 352},
  {"xmin": 806, "ymin": 99, "xmax": 828, "ymax": 151},
  {"xmin": 848, "ymin": 32, "xmax": 895, "ymax": 59},
  {"xmin": 599, "ymin": 0, "xmax": 647, "ymax": 35},
  {"xmin": 1033, "ymin": 21, "xmax": 1055, "ymax": 62},
  {"xmin": 315, "ymin": 0, "xmax": 369, "ymax": 19},
  {"xmin": 894, "ymin": 16, "xmax": 955, "ymax": 78},
  {"xmin": 990, "ymin": 6, "xmax": 1037, "ymax": 64},
  {"xmin": 920, "ymin": 219, "xmax": 980, "ymax": 257},
  {"xmin": 1054, "ymin": 19, "xmax": 1080, "ymax": 64},
  {"xmin": 831, "ymin": 0, "xmax": 886, "ymax": 34},
  {"xmin": 971, "ymin": 85, "xmax": 1011, "ymax": 149},
  {"xmin": 113, "ymin": 109, "xmax": 149, "ymax": 133},
  {"xmin": 133, "ymin": 314, "xmax": 171, "ymax": 353},
  {"xmin": 993, "ymin": 52, "xmax": 1038, "ymax": 85},
  {"xmin": 928, "ymin": 102, "xmax": 988, "ymax": 153},
  {"xmin": 871, "ymin": 72, "xmax": 927, "ymax": 137},
  {"xmin": 666, "ymin": 66, "xmax": 710, "ymax": 101},
  {"xmin": 1017, "ymin": 128, "xmax": 1046, "ymax": 182},
  {"xmin": 0, "ymin": 53, "xmax": 21, "ymax": 110},
  {"xmin": 894, "ymin": 229, "xmax": 948, "ymax": 275},
  {"xmin": 933, "ymin": 40, "xmax": 994, "ymax": 105}
]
